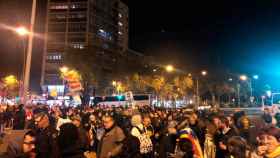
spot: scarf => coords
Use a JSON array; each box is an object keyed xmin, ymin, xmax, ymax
[{"xmin": 266, "ymin": 146, "xmax": 280, "ymax": 158}]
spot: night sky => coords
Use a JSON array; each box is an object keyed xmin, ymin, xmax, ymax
[
  {"xmin": 124, "ymin": 0, "xmax": 280, "ymax": 90},
  {"xmin": 1, "ymin": 0, "xmax": 280, "ymax": 92}
]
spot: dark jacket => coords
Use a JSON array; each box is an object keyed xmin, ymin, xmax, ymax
[
  {"xmin": 159, "ymin": 134, "xmax": 177, "ymax": 158},
  {"xmin": 190, "ymin": 121, "xmax": 205, "ymax": 149},
  {"xmin": 13, "ymin": 109, "xmax": 25, "ymax": 130},
  {"xmin": 35, "ymin": 126, "xmax": 59, "ymax": 158},
  {"xmin": 215, "ymin": 128, "xmax": 238, "ymax": 158},
  {"xmin": 78, "ymin": 127, "xmax": 89, "ymax": 151},
  {"xmin": 59, "ymin": 144, "xmax": 85, "ymax": 158},
  {"xmin": 121, "ymin": 134, "xmax": 142, "ymax": 158}
]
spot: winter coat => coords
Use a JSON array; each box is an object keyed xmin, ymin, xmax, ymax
[
  {"xmin": 159, "ymin": 133, "xmax": 177, "ymax": 158},
  {"xmin": 97, "ymin": 125, "xmax": 125, "ymax": 158},
  {"xmin": 121, "ymin": 134, "xmax": 142, "ymax": 158},
  {"xmin": 13, "ymin": 109, "xmax": 25, "ymax": 130},
  {"xmin": 35, "ymin": 126, "xmax": 60, "ymax": 158},
  {"xmin": 215, "ymin": 128, "xmax": 238, "ymax": 158}
]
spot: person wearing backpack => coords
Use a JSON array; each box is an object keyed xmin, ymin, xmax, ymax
[{"xmin": 131, "ymin": 114, "xmax": 154, "ymax": 158}]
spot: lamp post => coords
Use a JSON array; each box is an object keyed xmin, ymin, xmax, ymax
[
  {"xmin": 22, "ymin": 0, "xmax": 37, "ymax": 104},
  {"xmin": 112, "ymin": 81, "xmax": 117, "ymax": 95},
  {"xmin": 239, "ymin": 74, "xmax": 259, "ymax": 105},
  {"xmin": 15, "ymin": 26, "xmax": 29, "ymax": 103},
  {"xmin": 196, "ymin": 70, "xmax": 207, "ymax": 109}
]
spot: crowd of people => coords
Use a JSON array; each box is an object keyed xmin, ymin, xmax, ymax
[{"xmin": 0, "ymin": 104, "xmax": 280, "ymax": 158}]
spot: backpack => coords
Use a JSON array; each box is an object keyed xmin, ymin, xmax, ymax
[{"xmin": 134, "ymin": 126, "xmax": 153, "ymax": 154}]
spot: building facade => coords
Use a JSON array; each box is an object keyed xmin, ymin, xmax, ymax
[{"xmin": 41, "ymin": 0, "xmax": 129, "ymax": 95}]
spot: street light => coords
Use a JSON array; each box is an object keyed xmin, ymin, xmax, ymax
[
  {"xmin": 196, "ymin": 70, "xmax": 208, "ymax": 108},
  {"xmin": 60, "ymin": 66, "xmax": 69, "ymax": 74},
  {"xmin": 253, "ymin": 75, "xmax": 259, "ymax": 80},
  {"xmin": 15, "ymin": 27, "xmax": 29, "ymax": 36},
  {"xmin": 165, "ymin": 65, "xmax": 174, "ymax": 72},
  {"xmin": 112, "ymin": 81, "xmax": 117, "ymax": 87},
  {"xmin": 15, "ymin": 27, "xmax": 29, "ymax": 103},
  {"xmin": 240, "ymin": 75, "xmax": 248, "ymax": 81},
  {"xmin": 201, "ymin": 70, "xmax": 207, "ymax": 76},
  {"xmin": 239, "ymin": 74, "xmax": 259, "ymax": 104}
]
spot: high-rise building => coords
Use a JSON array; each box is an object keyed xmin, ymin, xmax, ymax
[{"xmin": 41, "ymin": 0, "xmax": 129, "ymax": 95}]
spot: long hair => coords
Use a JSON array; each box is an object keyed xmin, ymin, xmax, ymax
[
  {"xmin": 58, "ymin": 123, "xmax": 79, "ymax": 150},
  {"xmin": 227, "ymin": 136, "xmax": 248, "ymax": 158}
]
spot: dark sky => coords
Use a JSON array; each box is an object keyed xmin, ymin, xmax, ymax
[
  {"xmin": 0, "ymin": 0, "xmax": 46, "ymax": 92},
  {"xmin": 1, "ymin": 0, "xmax": 280, "ymax": 92},
  {"xmin": 123, "ymin": 0, "xmax": 280, "ymax": 90}
]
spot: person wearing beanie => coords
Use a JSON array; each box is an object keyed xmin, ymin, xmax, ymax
[
  {"xmin": 130, "ymin": 114, "xmax": 153, "ymax": 158},
  {"xmin": 131, "ymin": 114, "xmax": 144, "ymax": 138}
]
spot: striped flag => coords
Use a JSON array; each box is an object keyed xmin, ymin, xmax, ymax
[{"xmin": 179, "ymin": 127, "xmax": 204, "ymax": 158}]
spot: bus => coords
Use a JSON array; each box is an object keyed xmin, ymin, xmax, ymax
[
  {"xmin": 91, "ymin": 94, "xmax": 151, "ymax": 107},
  {"xmin": 272, "ymin": 93, "xmax": 280, "ymax": 106}
]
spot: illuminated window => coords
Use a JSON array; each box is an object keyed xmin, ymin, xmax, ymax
[
  {"xmin": 118, "ymin": 31, "xmax": 123, "ymax": 35},
  {"xmin": 118, "ymin": 13, "xmax": 122, "ymax": 18},
  {"xmin": 118, "ymin": 22, "xmax": 123, "ymax": 26},
  {"xmin": 69, "ymin": 3, "xmax": 87, "ymax": 10},
  {"xmin": 71, "ymin": 43, "xmax": 85, "ymax": 49},
  {"xmin": 47, "ymin": 54, "xmax": 62, "ymax": 60},
  {"xmin": 50, "ymin": 4, "xmax": 68, "ymax": 10}
]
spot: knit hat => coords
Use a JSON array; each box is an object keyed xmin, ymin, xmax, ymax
[{"xmin": 131, "ymin": 114, "xmax": 142, "ymax": 126}]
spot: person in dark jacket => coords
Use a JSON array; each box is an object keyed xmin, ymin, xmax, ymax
[
  {"xmin": 34, "ymin": 111, "xmax": 59, "ymax": 158},
  {"xmin": 13, "ymin": 104, "xmax": 25, "ymax": 130},
  {"xmin": 71, "ymin": 115, "xmax": 89, "ymax": 151},
  {"xmin": 215, "ymin": 116, "xmax": 238, "ymax": 158},
  {"xmin": 188, "ymin": 112, "xmax": 205, "ymax": 149},
  {"xmin": 121, "ymin": 134, "xmax": 142, "ymax": 158},
  {"xmin": 58, "ymin": 123, "xmax": 85, "ymax": 158},
  {"xmin": 159, "ymin": 121, "xmax": 178, "ymax": 158}
]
